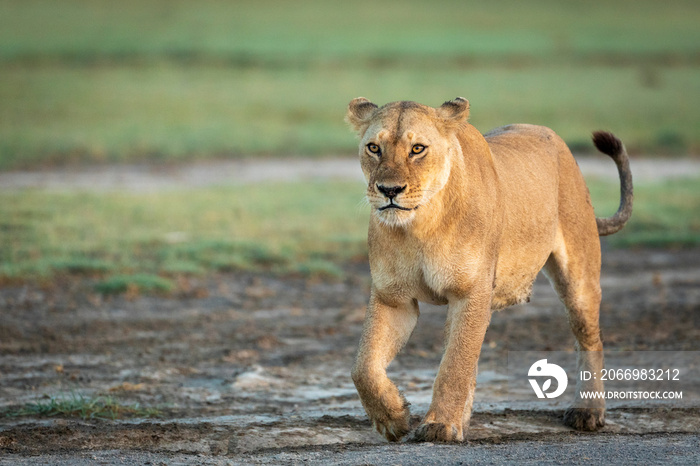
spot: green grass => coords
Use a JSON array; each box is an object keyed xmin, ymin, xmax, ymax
[
  {"xmin": 0, "ymin": 181, "xmax": 369, "ymax": 282},
  {"xmin": 1, "ymin": 178, "xmax": 698, "ymax": 285},
  {"xmin": 1, "ymin": 64, "xmax": 698, "ymax": 169},
  {"xmin": 94, "ymin": 274, "xmax": 175, "ymax": 295},
  {"xmin": 0, "ymin": 0, "xmax": 698, "ymax": 169},
  {"xmin": 588, "ymin": 178, "xmax": 700, "ymax": 248},
  {"xmin": 1, "ymin": 0, "xmax": 697, "ymax": 63},
  {"xmin": 5, "ymin": 393, "xmax": 161, "ymax": 420}
]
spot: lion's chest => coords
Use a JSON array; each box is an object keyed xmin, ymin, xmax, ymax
[
  {"xmin": 370, "ymin": 238, "xmax": 474, "ymax": 306},
  {"xmin": 371, "ymin": 259, "xmax": 446, "ymax": 306}
]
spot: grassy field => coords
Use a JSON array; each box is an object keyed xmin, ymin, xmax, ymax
[
  {"xmin": 1, "ymin": 1, "xmax": 698, "ymax": 287},
  {"xmin": 0, "ymin": 180, "xmax": 370, "ymax": 283},
  {"xmin": 1, "ymin": 0, "xmax": 699, "ymax": 169},
  {"xmin": 1, "ymin": 178, "xmax": 698, "ymax": 287},
  {"xmin": 2, "ymin": 1, "xmax": 697, "ymax": 62},
  {"xmin": 589, "ymin": 178, "xmax": 700, "ymax": 248}
]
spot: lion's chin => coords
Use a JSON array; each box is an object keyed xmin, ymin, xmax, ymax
[{"xmin": 374, "ymin": 208, "xmax": 417, "ymax": 228}]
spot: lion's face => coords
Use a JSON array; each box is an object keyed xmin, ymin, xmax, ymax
[{"xmin": 347, "ymin": 99, "xmax": 469, "ymax": 227}]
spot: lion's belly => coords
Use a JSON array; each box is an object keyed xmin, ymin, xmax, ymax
[
  {"xmin": 491, "ymin": 239, "xmax": 553, "ymax": 311},
  {"xmin": 491, "ymin": 270, "xmax": 539, "ymax": 310}
]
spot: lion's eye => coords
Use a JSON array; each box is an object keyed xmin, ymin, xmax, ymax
[
  {"xmin": 367, "ymin": 143, "xmax": 381, "ymax": 155},
  {"xmin": 411, "ymin": 144, "xmax": 426, "ymax": 155}
]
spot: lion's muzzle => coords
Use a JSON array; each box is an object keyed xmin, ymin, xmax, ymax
[{"xmin": 376, "ymin": 184, "xmax": 407, "ymax": 200}]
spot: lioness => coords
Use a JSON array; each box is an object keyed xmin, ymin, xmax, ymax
[{"xmin": 346, "ymin": 97, "xmax": 633, "ymax": 442}]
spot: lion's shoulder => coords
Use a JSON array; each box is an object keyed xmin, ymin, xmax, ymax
[{"xmin": 483, "ymin": 124, "xmax": 565, "ymax": 164}]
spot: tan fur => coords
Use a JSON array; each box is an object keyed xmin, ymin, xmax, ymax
[{"xmin": 346, "ymin": 97, "xmax": 633, "ymax": 442}]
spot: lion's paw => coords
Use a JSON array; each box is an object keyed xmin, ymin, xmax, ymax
[
  {"xmin": 371, "ymin": 415, "xmax": 410, "ymax": 442},
  {"xmin": 363, "ymin": 393, "xmax": 411, "ymax": 442},
  {"xmin": 413, "ymin": 422, "xmax": 463, "ymax": 443},
  {"xmin": 564, "ymin": 407, "xmax": 605, "ymax": 431}
]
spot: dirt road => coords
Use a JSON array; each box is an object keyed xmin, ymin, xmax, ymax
[{"xmin": 1, "ymin": 156, "xmax": 699, "ymax": 192}]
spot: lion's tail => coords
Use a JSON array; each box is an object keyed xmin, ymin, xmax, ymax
[{"xmin": 592, "ymin": 131, "xmax": 634, "ymax": 236}]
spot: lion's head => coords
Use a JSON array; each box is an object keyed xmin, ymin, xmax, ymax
[{"xmin": 346, "ymin": 97, "xmax": 470, "ymax": 227}]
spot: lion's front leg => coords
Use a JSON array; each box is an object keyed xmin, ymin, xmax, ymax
[
  {"xmin": 415, "ymin": 289, "xmax": 491, "ymax": 443},
  {"xmin": 352, "ymin": 292, "xmax": 419, "ymax": 442}
]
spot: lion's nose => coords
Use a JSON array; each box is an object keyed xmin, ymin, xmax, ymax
[{"xmin": 377, "ymin": 184, "xmax": 407, "ymax": 199}]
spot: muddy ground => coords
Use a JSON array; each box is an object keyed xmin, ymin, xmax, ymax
[
  {"xmin": 1, "ymin": 246, "xmax": 699, "ymax": 464},
  {"xmin": 1, "ymin": 158, "xmax": 700, "ymax": 464}
]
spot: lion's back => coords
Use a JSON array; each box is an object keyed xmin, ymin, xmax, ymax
[{"xmin": 485, "ymin": 124, "xmax": 567, "ymax": 163}]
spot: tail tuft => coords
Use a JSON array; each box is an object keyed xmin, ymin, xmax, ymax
[{"xmin": 592, "ymin": 131, "xmax": 623, "ymax": 158}]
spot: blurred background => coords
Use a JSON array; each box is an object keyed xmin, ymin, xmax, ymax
[{"xmin": 1, "ymin": 0, "xmax": 699, "ymax": 288}]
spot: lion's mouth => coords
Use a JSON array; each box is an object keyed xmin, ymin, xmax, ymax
[{"xmin": 378, "ymin": 202, "xmax": 417, "ymax": 212}]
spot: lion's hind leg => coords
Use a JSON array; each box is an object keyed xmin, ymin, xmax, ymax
[{"xmin": 543, "ymin": 229, "xmax": 606, "ymax": 431}]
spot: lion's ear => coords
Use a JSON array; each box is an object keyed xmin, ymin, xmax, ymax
[
  {"xmin": 346, "ymin": 97, "xmax": 378, "ymax": 132},
  {"xmin": 437, "ymin": 97, "xmax": 470, "ymax": 124}
]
